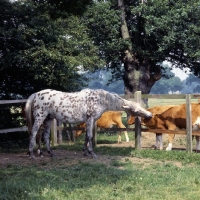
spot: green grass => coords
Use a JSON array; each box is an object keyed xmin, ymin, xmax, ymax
[
  {"xmin": 1, "ymin": 133, "xmax": 200, "ymax": 200},
  {"xmin": 1, "ymin": 149, "xmax": 200, "ymax": 200}
]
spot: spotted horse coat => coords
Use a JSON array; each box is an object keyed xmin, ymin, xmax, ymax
[{"xmin": 25, "ymin": 88, "xmax": 152, "ymax": 159}]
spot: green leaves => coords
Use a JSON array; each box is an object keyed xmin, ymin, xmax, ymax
[{"xmin": 0, "ymin": 0, "xmax": 103, "ymax": 99}]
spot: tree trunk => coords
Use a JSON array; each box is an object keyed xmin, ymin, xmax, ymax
[
  {"xmin": 123, "ymin": 50, "xmax": 162, "ymax": 94},
  {"xmin": 123, "ymin": 50, "xmax": 162, "ymax": 107},
  {"xmin": 118, "ymin": 0, "xmax": 162, "ymax": 106}
]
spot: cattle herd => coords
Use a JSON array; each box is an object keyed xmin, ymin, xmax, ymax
[{"xmin": 128, "ymin": 103, "xmax": 200, "ymax": 152}]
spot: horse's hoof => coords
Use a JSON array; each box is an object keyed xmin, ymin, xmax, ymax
[
  {"xmin": 89, "ymin": 151, "xmax": 98, "ymax": 159},
  {"xmin": 50, "ymin": 154, "xmax": 56, "ymax": 157},
  {"xmin": 48, "ymin": 151, "xmax": 55, "ymax": 157},
  {"xmin": 29, "ymin": 156, "xmax": 37, "ymax": 160},
  {"xmin": 83, "ymin": 151, "xmax": 90, "ymax": 157},
  {"xmin": 91, "ymin": 154, "xmax": 98, "ymax": 159}
]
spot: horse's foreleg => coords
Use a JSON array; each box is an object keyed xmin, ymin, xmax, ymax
[
  {"xmin": 84, "ymin": 119, "xmax": 97, "ymax": 158},
  {"xmin": 83, "ymin": 133, "xmax": 90, "ymax": 156},
  {"xmin": 43, "ymin": 119, "xmax": 54, "ymax": 157}
]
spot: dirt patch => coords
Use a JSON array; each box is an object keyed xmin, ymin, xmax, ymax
[
  {"xmin": 0, "ymin": 132, "xmax": 187, "ymax": 169},
  {"xmin": 0, "ymin": 149, "xmax": 183, "ymax": 169}
]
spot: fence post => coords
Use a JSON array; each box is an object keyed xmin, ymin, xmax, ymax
[
  {"xmin": 186, "ymin": 94, "xmax": 192, "ymax": 153},
  {"xmin": 135, "ymin": 91, "xmax": 142, "ymax": 150},
  {"xmin": 92, "ymin": 121, "xmax": 97, "ymax": 147},
  {"xmin": 51, "ymin": 118, "xmax": 57, "ymax": 146}
]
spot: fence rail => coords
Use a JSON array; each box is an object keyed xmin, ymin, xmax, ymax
[{"xmin": 1, "ymin": 92, "xmax": 200, "ymax": 153}]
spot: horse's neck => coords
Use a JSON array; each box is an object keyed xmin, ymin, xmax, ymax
[{"xmin": 105, "ymin": 97, "xmax": 124, "ymax": 111}]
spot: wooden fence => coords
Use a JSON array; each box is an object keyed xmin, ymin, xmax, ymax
[{"xmin": 1, "ymin": 92, "xmax": 200, "ymax": 153}]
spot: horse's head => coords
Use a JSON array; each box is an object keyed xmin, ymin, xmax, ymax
[{"xmin": 122, "ymin": 101, "xmax": 152, "ymax": 119}]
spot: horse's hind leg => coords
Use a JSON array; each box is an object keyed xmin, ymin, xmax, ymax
[
  {"xmin": 29, "ymin": 122, "xmax": 43, "ymax": 159},
  {"xmin": 36, "ymin": 126, "xmax": 43, "ymax": 157},
  {"xmin": 43, "ymin": 118, "xmax": 54, "ymax": 157}
]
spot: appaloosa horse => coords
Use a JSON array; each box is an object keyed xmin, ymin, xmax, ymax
[{"xmin": 25, "ymin": 88, "xmax": 152, "ymax": 159}]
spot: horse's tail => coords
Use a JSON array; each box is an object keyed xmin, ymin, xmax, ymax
[{"xmin": 25, "ymin": 93, "xmax": 35, "ymax": 133}]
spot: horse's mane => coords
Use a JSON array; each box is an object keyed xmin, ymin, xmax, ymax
[{"xmin": 97, "ymin": 89, "xmax": 123, "ymax": 109}]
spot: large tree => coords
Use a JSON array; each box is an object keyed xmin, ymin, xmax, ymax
[
  {"xmin": 0, "ymin": 0, "xmax": 103, "ymax": 99},
  {"xmin": 83, "ymin": 0, "xmax": 200, "ymax": 98}
]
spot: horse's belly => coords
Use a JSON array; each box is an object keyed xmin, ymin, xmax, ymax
[{"xmin": 53, "ymin": 112, "xmax": 86, "ymax": 124}]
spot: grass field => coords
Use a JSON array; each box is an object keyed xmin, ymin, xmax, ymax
[
  {"xmin": 1, "ymin": 133, "xmax": 200, "ymax": 200},
  {"xmin": 1, "ymin": 98, "xmax": 200, "ymax": 200}
]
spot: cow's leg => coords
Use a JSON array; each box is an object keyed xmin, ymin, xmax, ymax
[
  {"xmin": 43, "ymin": 118, "xmax": 54, "ymax": 157},
  {"xmin": 124, "ymin": 131, "xmax": 129, "ymax": 142},
  {"xmin": 166, "ymin": 134, "xmax": 175, "ymax": 151},
  {"xmin": 195, "ymin": 136, "xmax": 200, "ymax": 152},
  {"xmin": 155, "ymin": 133, "xmax": 163, "ymax": 150},
  {"xmin": 118, "ymin": 124, "xmax": 129, "ymax": 142},
  {"xmin": 118, "ymin": 132, "xmax": 122, "ymax": 143}
]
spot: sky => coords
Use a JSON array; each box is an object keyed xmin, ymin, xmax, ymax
[
  {"xmin": 163, "ymin": 61, "xmax": 190, "ymax": 81},
  {"xmin": 171, "ymin": 67, "xmax": 189, "ymax": 81}
]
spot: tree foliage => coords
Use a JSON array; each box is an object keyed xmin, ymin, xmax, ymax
[
  {"xmin": 82, "ymin": 0, "xmax": 200, "ymax": 94},
  {"xmin": 0, "ymin": 0, "xmax": 103, "ymax": 99},
  {"xmin": 1, "ymin": 0, "xmax": 200, "ymax": 99}
]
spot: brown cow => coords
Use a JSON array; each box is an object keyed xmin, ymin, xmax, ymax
[
  {"xmin": 127, "ymin": 105, "xmax": 175, "ymax": 150},
  {"xmin": 74, "ymin": 111, "xmax": 129, "ymax": 143},
  {"xmin": 143, "ymin": 103, "xmax": 200, "ymax": 151}
]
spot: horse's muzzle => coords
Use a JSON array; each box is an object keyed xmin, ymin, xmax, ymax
[{"xmin": 146, "ymin": 112, "xmax": 153, "ymax": 119}]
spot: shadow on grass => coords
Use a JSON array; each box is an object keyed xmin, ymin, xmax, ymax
[{"xmin": 0, "ymin": 158, "xmax": 133, "ymax": 199}]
